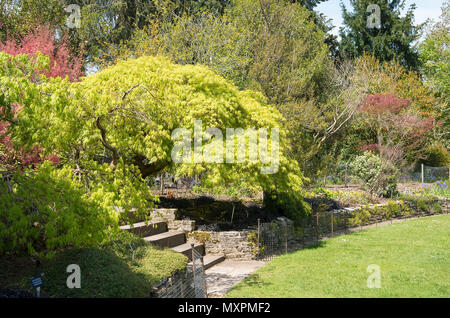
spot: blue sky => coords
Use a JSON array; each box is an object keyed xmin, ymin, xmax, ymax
[{"xmin": 315, "ymin": 0, "xmax": 446, "ymax": 36}]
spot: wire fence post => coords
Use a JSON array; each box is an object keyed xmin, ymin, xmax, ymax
[
  {"xmin": 200, "ymin": 256, "xmax": 208, "ymax": 298},
  {"xmin": 345, "ymin": 211, "xmax": 348, "ymax": 234},
  {"xmin": 284, "ymin": 224, "xmax": 288, "ymax": 254},
  {"xmin": 257, "ymin": 218, "xmax": 261, "ymax": 258},
  {"xmin": 345, "ymin": 163, "xmax": 348, "ymax": 188},
  {"xmin": 180, "ymin": 277, "xmax": 184, "ymax": 298},
  {"xmin": 191, "ymin": 243, "xmax": 196, "ymax": 288},
  {"xmin": 301, "ymin": 217, "xmax": 305, "ymax": 247},
  {"xmin": 315, "ymin": 212, "xmax": 319, "ymax": 242},
  {"xmin": 421, "ymin": 164, "xmax": 424, "ymax": 184},
  {"xmin": 330, "ymin": 212, "xmax": 334, "ymax": 237}
]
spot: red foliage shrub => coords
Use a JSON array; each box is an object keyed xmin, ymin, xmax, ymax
[
  {"xmin": 0, "ymin": 24, "xmax": 83, "ymax": 81},
  {"xmin": 1, "ymin": 25, "xmax": 82, "ymax": 170},
  {"xmin": 359, "ymin": 94, "xmax": 411, "ymax": 114},
  {"xmin": 357, "ymin": 93, "xmax": 435, "ymax": 168}
]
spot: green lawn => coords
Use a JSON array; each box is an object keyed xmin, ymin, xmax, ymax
[{"xmin": 227, "ymin": 214, "xmax": 450, "ymax": 298}]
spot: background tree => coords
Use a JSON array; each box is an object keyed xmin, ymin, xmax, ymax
[
  {"xmin": 420, "ymin": 0, "xmax": 449, "ymax": 102},
  {"xmin": 102, "ymin": 0, "xmax": 335, "ymax": 178},
  {"xmin": 339, "ymin": 0, "xmax": 421, "ymax": 69},
  {"xmin": 62, "ymin": 0, "xmax": 232, "ymax": 65},
  {"xmin": 357, "ymin": 93, "xmax": 434, "ymax": 168},
  {"xmin": 289, "ymin": 0, "xmax": 328, "ymax": 10},
  {"xmin": 419, "ymin": 0, "xmax": 449, "ymax": 144},
  {"xmin": 0, "ymin": 0, "xmax": 66, "ymax": 42},
  {"xmin": 321, "ymin": 53, "xmax": 439, "ymax": 178}
]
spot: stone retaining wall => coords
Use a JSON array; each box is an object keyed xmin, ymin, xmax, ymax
[
  {"xmin": 187, "ymin": 217, "xmax": 295, "ymax": 260},
  {"xmin": 150, "ymin": 208, "xmax": 196, "ymax": 232},
  {"xmin": 191, "ymin": 230, "xmax": 256, "ymax": 260}
]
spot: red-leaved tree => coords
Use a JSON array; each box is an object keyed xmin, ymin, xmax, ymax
[
  {"xmin": 358, "ymin": 93, "xmax": 435, "ymax": 168},
  {"xmin": 0, "ymin": 25, "xmax": 83, "ymax": 81},
  {"xmin": 0, "ymin": 25, "xmax": 83, "ymax": 171}
]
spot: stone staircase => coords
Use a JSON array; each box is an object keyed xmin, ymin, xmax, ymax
[{"xmin": 119, "ymin": 208, "xmax": 225, "ymax": 269}]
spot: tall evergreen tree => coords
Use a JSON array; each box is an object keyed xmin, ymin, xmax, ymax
[
  {"xmin": 290, "ymin": 0, "xmax": 328, "ymax": 10},
  {"xmin": 339, "ymin": 0, "xmax": 421, "ymax": 69}
]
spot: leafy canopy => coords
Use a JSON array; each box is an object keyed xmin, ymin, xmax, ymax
[
  {"xmin": 10, "ymin": 54, "xmax": 308, "ymax": 215},
  {"xmin": 339, "ymin": 0, "xmax": 421, "ymax": 70}
]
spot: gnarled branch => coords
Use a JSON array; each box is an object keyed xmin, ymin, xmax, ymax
[{"xmin": 95, "ymin": 116, "xmax": 119, "ymax": 166}]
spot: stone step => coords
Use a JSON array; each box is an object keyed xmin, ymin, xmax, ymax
[
  {"xmin": 119, "ymin": 221, "xmax": 168, "ymax": 238},
  {"xmin": 199, "ymin": 255, "xmax": 226, "ymax": 270},
  {"xmin": 144, "ymin": 231, "xmax": 186, "ymax": 248},
  {"xmin": 172, "ymin": 243, "xmax": 205, "ymax": 261}
]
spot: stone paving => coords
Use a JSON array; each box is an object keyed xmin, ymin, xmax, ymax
[{"xmin": 205, "ymin": 260, "xmax": 266, "ymax": 297}]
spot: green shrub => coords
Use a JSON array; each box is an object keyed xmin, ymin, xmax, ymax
[
  {"xmin": 328, "ymin": 190, "xmax": 378, "ymax": 206},
  {"xmin": 247, "ymin": 231, "xmax": 259, "ymax": 255},
  {"xmin": 348, "ymin": 207, "xmax": 371, "ymax": 227},
  {"xmin": 0, "ymin": 162, "xmax": 115, "ymax": 257},
  {"xmin": 349, "ymin": 152, "xmax": 399, "ymax": 197},
  {"xmin": 432, "ymin": 202, "xmax": 442, "ymax": 214},
  {"xmin": 422, "ymin": 143, "xmax": 450, "ymax": 167},
  {"xmin": 398, "ymin": 193, "xmax": 443, "ymax": 214},
  {"xmin": 0, "ymin": 231, "xmax": 188, "ymax": 298}
]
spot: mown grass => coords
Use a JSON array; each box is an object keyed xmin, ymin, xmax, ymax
[
  {"xmin": 226, "ymin": 214, "xmax": 450, "ymax": 298},
  {"xmin": 0, "ymin": 231, "xmax": 188, "ymax": 297}
]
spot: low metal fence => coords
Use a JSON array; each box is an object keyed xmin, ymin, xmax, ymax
[
  {"xmin": 157, "ymin": 244, "xmax": 207, "ymax": 298},
  {"xmin": 256, "ymin": 198, "xmax": 449, "ymax": 261}
]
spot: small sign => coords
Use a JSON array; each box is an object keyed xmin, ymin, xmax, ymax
[{"xmin": 30, "ymin": 275, "xmax": 43, "ymax": 288}]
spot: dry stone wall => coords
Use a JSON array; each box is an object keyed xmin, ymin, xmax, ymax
[{"xmin": 151, "ymin": 208, "xmax": 196, "ymax": 232}]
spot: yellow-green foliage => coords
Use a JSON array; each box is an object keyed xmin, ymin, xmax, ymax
[
  {"xmin": 348, "ymin": 206, "xmax": 371, "ymax": 227},
  {"xmin": 12, "ymin": 54, "xmax": 308, "ymax": 216},
  {"xmin": 348, "ymin": 201, "xmax": 412, "ymax": 228},
  {"xmin": 1, "ymin": 53, "xmax": 308, "ymax": 254},
  {"xmin": 187, "ymin": 231, "xmax": 211, "ymax": 244},
  {"xmin": 0, "ymin": 162, "xmax": 115, "ymax": 256}
]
